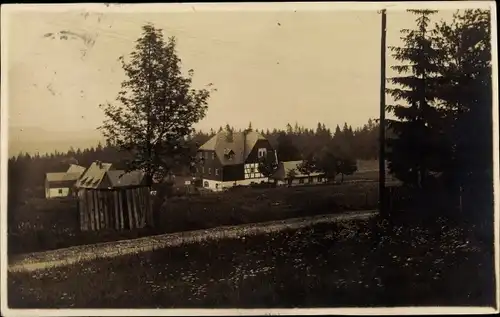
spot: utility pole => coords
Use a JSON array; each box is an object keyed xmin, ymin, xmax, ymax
[{"xmin": 379, "ymin": 9, "xmax": 387, "ymax": 216}]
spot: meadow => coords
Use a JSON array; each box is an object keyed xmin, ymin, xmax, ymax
[
  {"xmin": 8, "ymin": 181, "xmax": 379, "ymax": 255},
  {"xmin": 8, "ymin": 214, "xmax": 495, "ymax": 308}
]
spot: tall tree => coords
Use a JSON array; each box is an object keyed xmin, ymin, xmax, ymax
[
  {"xmin": 433, "ymin": 9, "xmax": 492, "ymax": 217},
  {"xmin": 386, "ymin": 9, "xmax": 442, "ymax": 189},
  {"xmin": 100, "ymin": 24, "xmax": 214, "ymax": 187}
]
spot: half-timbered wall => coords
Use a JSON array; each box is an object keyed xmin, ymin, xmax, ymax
[{"xmin": 244, "ymin": 163, "xmax": 264, "ymax": 179}]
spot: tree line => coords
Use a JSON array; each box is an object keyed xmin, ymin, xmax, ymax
[{"xmin": 8, "ymin": 118, "xmax": 379, "ymax": 201}]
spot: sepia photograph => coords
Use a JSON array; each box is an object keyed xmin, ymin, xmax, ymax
[{"xmin": 1, "ymin": 2, "xmax": 498, "ymax": 315}]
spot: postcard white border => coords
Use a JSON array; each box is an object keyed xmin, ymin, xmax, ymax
[{"xmin": 1, "ymin": 1, "xmax": 498, "ymax": 316}]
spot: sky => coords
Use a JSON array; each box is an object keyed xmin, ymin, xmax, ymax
[{"xmin": 4, "ymin": 3, "xmax": 475, "ymax": 149}]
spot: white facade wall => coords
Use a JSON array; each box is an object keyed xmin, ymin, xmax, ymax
[
  {"xmin": 276, "ymin": 175, "xmax": 325, "ymax": 187},
  {"xmin": 46, "ymin": 187, "xmax": 70, "ymax": 198},
  {"xmin": 202, "ymin": 177, "xmax": 270, "ymax": 191}
]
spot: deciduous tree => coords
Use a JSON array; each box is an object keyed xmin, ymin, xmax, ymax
[{"xmin": 99, "ymin": 24, "xmax": 214, "ymax": 187}]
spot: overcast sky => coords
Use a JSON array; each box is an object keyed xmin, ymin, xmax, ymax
[{"xmin": 5, "ymin": 3, "xmax": 481, "ymax": 138}]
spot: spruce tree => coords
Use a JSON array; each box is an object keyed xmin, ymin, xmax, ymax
[
  {"xmin": 433, "ymin": 9, "xmax": 492, "ymax": 218},
  {"xmin": 386, "ymin": 9, "xmax": 442, "ymax": 189}
]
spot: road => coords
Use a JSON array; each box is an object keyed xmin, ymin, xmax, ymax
[{"xmin": 8, "ymin": 210, "xmax": 378, "ymax": 273}]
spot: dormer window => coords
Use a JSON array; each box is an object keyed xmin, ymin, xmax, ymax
[
  {"xmin": 258, "ymin": 148, "xmax": 267, "ymax": 158},
  {"xmin": 224, "ymin": 148, "xmax": 235, "ymax": 161}
]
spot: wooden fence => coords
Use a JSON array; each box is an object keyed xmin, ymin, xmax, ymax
[{"xmin": 77, "ymin": 186, "xmax": 153, "ymax": 231}]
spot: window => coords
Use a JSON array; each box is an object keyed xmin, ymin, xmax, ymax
[
  {"xmin": 205, "ymin": 152, "xmax": 208, "ymax": 159},
  {"xmin": 212, "ymin": 152, "xmax": 215, "ymax": 160},
  {"xmin": 258, "ymin": 148, "xmax": 267, "ymax": 158},
  {"xmin": 250, "ymin": 167, "xmax": 255, "ymax": 173},
  {"xmin": 202, "ymin": 167, "xmax": 205, "ymax": 174},
  {"xmin": 58, "ymin": 189, "xmax": 63, "ymax": 194},
  {"xmin": 299, "ymin": 178, "xmax": 304, "ymax": 184},
  {"xmin": 215, "ymin": 169, "xmax": 219, "ymax": 176},
  {"xmin": 208, "ymin": 168, "xmax": 212, "ymax": 175},
  {"xmin": 204, "ymin": 181, "xmax": 209, "ymax": 188}
]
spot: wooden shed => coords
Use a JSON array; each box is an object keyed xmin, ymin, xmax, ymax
[{"xmin": 75, "ymin": 161, "xmax": 153, "ymax": 231}]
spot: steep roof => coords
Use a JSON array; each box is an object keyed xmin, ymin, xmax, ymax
[
  {"xmin": 199, "ymin": 130, "xmax": 268, "ymax": 165},
  {"xmin": 46, "ymin": 172, "xmax": 70, "ymax": 182},
  {"xmin": 66, "ymin": 164, "xmax": 86, "ymax": 175},
  {"xmin": 271, "ymin": 160, "xmax": 324, "ymax": 180},
  {"xmin": 46, "ymin": 172, "xmax": 83, "ymax": 183},
  {"xmin": 76, "ymin": 161, "xmax": 112, "ymax": 189},
  {"xmin": 106, "ymin": 170, "xmax": 146, "ymax": 188},
  {"xmin": 46, "ymin": 163, "xmax": 87, "ymax": 184}
]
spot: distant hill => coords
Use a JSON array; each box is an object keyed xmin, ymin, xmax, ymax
[{"xmin": 8, "ymin": 126, "xmax": 105, "ymax": 157}]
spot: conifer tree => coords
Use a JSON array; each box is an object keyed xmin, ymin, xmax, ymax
[{"xmin": 386, "ymin": 9, "xmax": 442, "ymax": 189}]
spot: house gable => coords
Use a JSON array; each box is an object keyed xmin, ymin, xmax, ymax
[
  {"xmin": 198, "ymin": 130, "xmax": 271, "ymax": 166},
  {"xmin": 244, "ymin": 139, "xmax": 276, "ymax": 164}
]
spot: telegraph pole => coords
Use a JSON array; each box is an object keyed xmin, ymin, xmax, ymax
[{"xmin": 379, "ymin": 9, "xmax": 387, "ymax": 216}]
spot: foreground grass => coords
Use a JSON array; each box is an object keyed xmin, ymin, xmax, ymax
[
  {"xmin": 9, "ymin": 183, "xmax": 378, "ymax": 254},
  {"xmin": 8, "ymin": 216, "xmax": 495, "ymax": 308}
]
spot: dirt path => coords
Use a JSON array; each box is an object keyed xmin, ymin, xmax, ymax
[{"xmin": 8, "ymin": 210, "xmax": 377, "ymax": 273}]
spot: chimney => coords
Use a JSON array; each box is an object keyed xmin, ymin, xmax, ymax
[
  {"xmin": 226, "ymin": 130, "xmax": 233, "ymax": 143},
  {"xmin": 243, "ymin": 129, "xmax": 249, "ymax": 161}
]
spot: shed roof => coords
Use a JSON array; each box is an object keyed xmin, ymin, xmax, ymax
[
  {"xmin": 199, "ymin": 130, "xmax": 268, "ymax": 165},
  {"xmin": 66, "ymin": 164, "xmax": 86, "ymax": 175},
  {"xmin": 46, "ymin": 172, "xmax": 83, "ymax": 183},
  {"xmin": 106, "ymin": 170, "xmax": 146, "ymax": 188},
  {"xmin": 76, "ymin": 161, "xmax": 112, "ymax": 189},
  {"xmin": 271, "ymin": 160, "xmax": 324, "ymax": 180}
]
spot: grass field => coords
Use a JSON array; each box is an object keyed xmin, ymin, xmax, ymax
[
  {"xmin": 8, "ymin": 182, "xmax": 379, "ymax": 255},
  {"xmin": 8, "ymin": 215, "xmax": 495, "ymax": 308}
]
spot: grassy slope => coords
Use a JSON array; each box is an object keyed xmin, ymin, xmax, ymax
[
  {"xmin": 9, "ymin": 183, "xmax": 378, "ymax": 254},
  {"xmin": 8, "ymin": 217, "xmax": 495, "ymax": 308}
]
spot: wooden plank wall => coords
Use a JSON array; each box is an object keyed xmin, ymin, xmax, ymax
[{"xmin": 78, "ymin": 187, "xmax": 153, "ymax": 231}]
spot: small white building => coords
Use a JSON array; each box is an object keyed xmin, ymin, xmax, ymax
[
  {"xmin": 45, "ymin": 164, "xmax": 86, "ymax": 198},
  {"xmin": 271, "ymin": 160, "xmax": 325, "ymax": 186}
]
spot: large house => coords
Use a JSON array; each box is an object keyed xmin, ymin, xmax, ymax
[
  {"xmin": 271, "ymin": 160, "xmax": 325, "ymax": 186},
  {"xmin": 196, "ymin": 130, "xmax": 277, "ymax": 191},
  {"xmin": 45, "ymin": 164, "xmax": 86, "ymax": 198}
]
